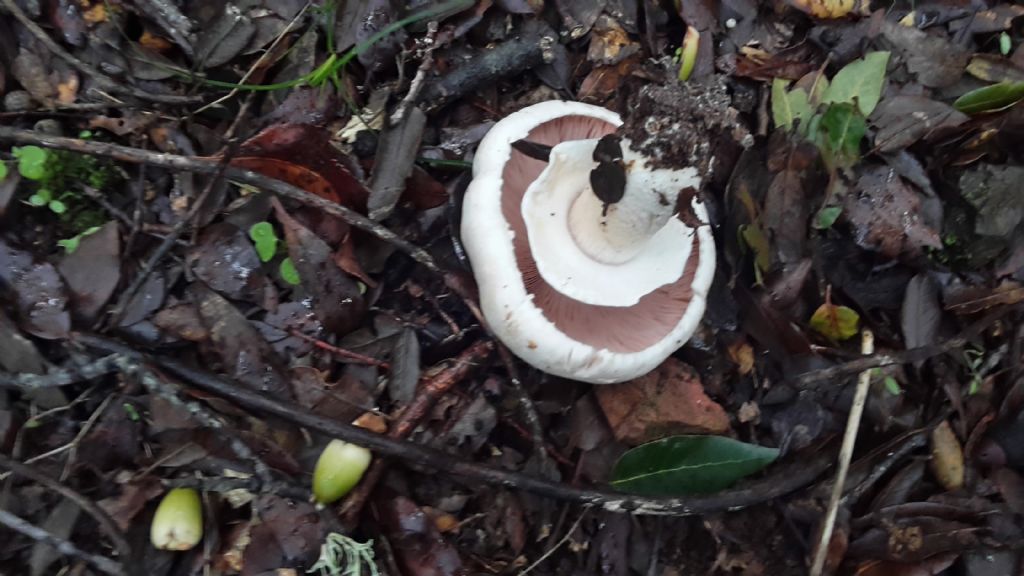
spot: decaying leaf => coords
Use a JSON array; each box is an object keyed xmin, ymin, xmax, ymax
[
  {"xmin": 844, "ymin": 167, "xmax": 942, "ymax": 259},
  {"xmin": 785, "ymin": 0, "xmax": 869, "ymax": 19},
  {"xmin": 930, "ymin": 420, "xmax": 965, "ymax": 491},
  {"xmin": 810, "ymin": 300, "xmax": 860, "ymax": 341}
]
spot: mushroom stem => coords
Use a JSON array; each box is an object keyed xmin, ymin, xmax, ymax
[{"xmin": 566, "ymin": 139, "xmax": 701, "ymax": 265}]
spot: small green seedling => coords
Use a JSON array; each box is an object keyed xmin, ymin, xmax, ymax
[
  {"xmin": 248, "ymin": 221, "xmax": 301, "ymax": 285},
  {"xmin": 56, "ymin": 226, "xmax": 102, "ymax": 253},
  {"xmin": 248, "ymin": 221, "xmax": 279, "ymax": 262},
  {"xmin": 13, "ymin": 145, "xmax": 49, "ymax": 181}
]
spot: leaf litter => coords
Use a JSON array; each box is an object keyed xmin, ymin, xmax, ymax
[{"xmin": 0, "ymin": 1, "xmax": 1023, "ymax": 575}]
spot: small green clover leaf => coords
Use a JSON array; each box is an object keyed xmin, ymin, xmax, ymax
[
  {"xmin": 13, "ymin": 146, "xmax": 49, "ymax": 181},
  {"xmin": 248, "ymin": 221, "xmax": 279, "ymax": 263}
]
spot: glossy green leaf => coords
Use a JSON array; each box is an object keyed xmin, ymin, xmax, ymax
[
  {"xmin": 823, "ymin": 51, "xmax": 890, "ymax": 116},
  {"xmin": 820, "ymin": 103, "xmax": 866, "ymax": 166},
  {"xmin": 815, "ymin": 206, "xmax": 842, "ymax": 230},
  {"xmin": 48, "ymin": 199, "xmax": 66, "ymax": 214},
  {"xmin": 279, "ymin": 257, "xmax": 301, "ymax": 285},
  {"xmin": 810, "ymin": 302, "xmax": 860, "ymax": 341},
  {"xmin": 13, "ymin": 146, "xmax": 49, "ymax": 181},
  {"xmin": 953, "ymin": 81, "xmax": 1024, "ymax": 114},
  {"xmin": 610, "ymin": 435, "xmax": 780, "ymax": 496}
]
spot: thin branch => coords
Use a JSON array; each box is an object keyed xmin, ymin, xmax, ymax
[
  {"xmin": 75, "ymin": 333, "xmax": 834, "ymax": 517},
  {"xmin": 0, "ymin": 355, "xmax": 119, "ymax": 390},
  {"xmin": 0, "ymin": 127, "xmax": 442, "ymax": 276},
  {"xmin": 792, "ymin": 305, "xmax": 1018, "ymax": 390},
  {"xmin": 810, "ymin": 330, "xmax": 874, "ymax": 576},
  {"xmin": 112, "ymin": 356, "xmax": 274, "ymax": 485},
  {"xmin": 0, "ymin": 0, "xmax": 201, "ymax": 105},
  {"xmin": 0, "ymin": 508, "xmax": 126, "ymax": 576},
  {"xmin": 0, "ymin": 454, "xmax": 133, "ymax": 568},
  {"xmin": 339, "ymin": 340, "xmax": 494, "ymax": 524}
]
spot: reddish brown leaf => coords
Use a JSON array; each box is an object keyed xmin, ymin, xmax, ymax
[
  {"xmin": 232, "ymin": 124, "xmax": 369, "ymax": 210},
  {"xmin": 595, "ymin": 358, "xmax": 730, "ymax": 445}
]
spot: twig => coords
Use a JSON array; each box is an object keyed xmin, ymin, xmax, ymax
[
  {"xmin": 163, "ymin": 475, "xmax": 308, "ymax": 501},
  {"xmin": 496, "ymin": 344, "xmax": 550, "ymax": 476},
  {"xmin": 0, "ymin": 127, "xmax": 443, "ymax": 276},
  {"xmin": 809, "ymin": 330, "xmax": 874, "ymax": 576},
  {"xmin": 0, "ymin": 355, "xmax": 119, "ymax": 390},
  {"xmin": 0, "ymin": 509, "xmax": 126, "ymax": 576},
  {"xmin": 108, "ymin": 149, "xmax": 233, "ymax": 324},
  {"xmin": 793, "ymin": 305, "xmax": 1018, "ymax": 390},
  {"xmin": 288, "ymin": 330, "xmax": 390, "ymax": 368},
  {"xmin": 517, "ymin": 506, "xmax": 590, "ymax": 576},
  {"xmin": 0, "ymin": 0, "xmax": 201, "ymax": 105},
  {"xmin": 112, "ymin": 356, "xmax": 274, "ymax": 485},
  {"xmin": 339, "ymin": 340, "xmax": 494, "ymax": 524},
  {"xmin": 0, "ymin": 454, "xmax": 133, "ymax": 569},
  {"xmin": 75, "ymin": 333, "xmax": 834, "ymax": 517},
  {"xmin": 391, "ymin": 21, "xmax": 439, "ymax": 125}
]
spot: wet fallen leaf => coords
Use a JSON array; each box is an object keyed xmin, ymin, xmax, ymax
[
  {"xmin": 192, "ymin": 283, "xmax": 293, "ymax": 400},
  {"xmin": 57, "ymin": 221, "xmax": 120, "ymax": 321},
  {"xmin": 882, "ymin": 22, "xmax": 969, "ymax": 88},
  {"xmin": 272, "ymin": 199, "xmax": 365, "ymax": 336},
  {"xmin": 871, "ymin": 96, "xmax": 968, "ymax": 153},
  {"xmin": 0, "ymin": 240, "xmax": 70, "ymax": 340},
  {"xmin": 958, "ymin": 165, "xmax": 1024, "ymax": 237},
  {"xmin": 595, "ymin": 358, "xmax": 730, "ymax": 445},
  {"xmin": 931, "ymin": 420, "xmax": 965, "ymax": 491},
  {"xmin": 376, "ymin": 493, "xmax": 464, "ymax": 576},
  {"xmin": 844, "ymin": 167, "xmax": 942, "ymax": 259},
  {"xmin": 187, "ymin": 222, "xmax": 270, "ymax": 303}
]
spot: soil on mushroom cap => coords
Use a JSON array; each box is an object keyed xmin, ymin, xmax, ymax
[{"xmin": 619, "ymin": 73, "xmax": 748, "ymax": 176}]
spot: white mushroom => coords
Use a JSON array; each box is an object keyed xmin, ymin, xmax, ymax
[{"xmin": 461, "ymin": 100, "xmax": 716, "ymax": 384}]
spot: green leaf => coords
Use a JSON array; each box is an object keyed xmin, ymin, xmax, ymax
[
  {"xmin": 1001, "ymin": 32, "xmax": 1012, "ymax": 56},
  {"xmin": 27, "ymin": 193, "xmax": 47, "ymax": 207},
  {"xmin": 820, "ymin": 103, "xmax": 866, "ymax": 166},
  {"xmin": 610, "ymin": 435, "xmax": 780, "ymax": 496},
  {"xmin": 122, "ymin": 402, "xmax": 141, "ymax": 421},
  {"xmin": 279, "ymin": 257, "xmax": 301, "ymax": 285},
  {"xmin": 248, "ymin": 221, "xmax": 279, "ymax": 262},
  {"xmin": 953, "ymin": 81, "xmax": 1024, "ymax": 114},
  {"xmin": 78, "ymin": 130, "xmax": 93, "ymax": 139},
  {"xmin": 814, "ymin": 206, "xmax": 842, "ymax": 230},
  {"xmin": 739, "ymin": 224, "xmax": 770, "ymax": 275},
  {"xmin": 810, "ymin": 302, "xmax": 860, "ymax": 341},
  {"xmin": 771, "ymin": 78, "xmax": 794, "ymax": 130},
  {"xmin": 771, "ymin": 80, "xmax": 812, "ymax": 132},
  {"xmin": 48, "ymin": 199, "xmax": 67, "ymax": 214},
  {"xmin": 12, "ymin": 145, "xmax": 49, "ymax": 181},
  {"xmin": 884, "ymin": 376, "xmax": 902, "ymax": 395},
  {"xmin": 823, "ymin": 51, "xmax": 890, "ymax": 116},
  {"xmin": 0, "ymin": 162, "xmax": 7, "ymax": 180},
  {"xmin": 57, "ymin": 236, "xmax": 81, "ymax": 253}
]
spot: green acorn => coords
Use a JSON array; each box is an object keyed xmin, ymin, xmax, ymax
[
  {"xmin": 150, "ymin": 488, "xmax": 203, "ymax": 551},
  {"xmin": 312, "ymin": 440, "xmax": 372, "ymax": 504}
]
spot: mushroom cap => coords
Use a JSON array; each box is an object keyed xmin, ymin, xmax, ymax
[{"xmin": 461, "ymin": 101, "xmax": 715, "ymax": 384}]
